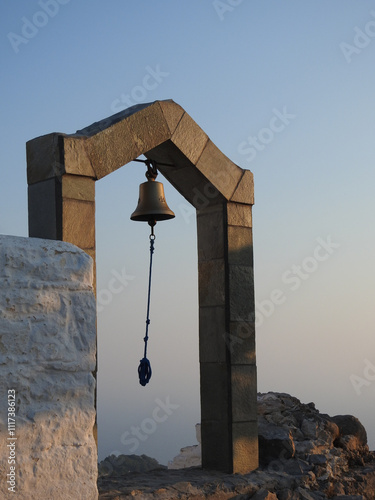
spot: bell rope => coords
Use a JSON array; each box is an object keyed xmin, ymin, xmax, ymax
[{"xmin": 138, "ymin": 227, "xmax": 155, "ymax": 386}]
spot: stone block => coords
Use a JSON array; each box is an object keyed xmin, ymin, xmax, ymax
[
  {"xmin": 28, "ymin": 178, "xmax": 62, "ymax": 240},
  {"xmin": 199, "ymin": 306, "xmax": 227, "ymax": 363},
  {"xmin": 84, "ymin": 119, "xmax": 141, "ymax": 180},
  {"xmin": 200, "ymin": 362, "xmax": 230, "ymax": 421},
  {"xmin": 196, "ymin": 140, "xmax": 243, "ymax": 201},
  {"xmin": 163, "ymin": 164, "xmax": 224, "ymax": 208},
  {"xmin": 258, "ymin": 422, "xmax": 295, "ymax": 464},
  {"xmin": 231, "ymin": 170, "xmax": 254, "ymax": 205},
  {"xmin": 200, "ymin": 420, "xmax": 232, "ymax": 472},
  {"xmin": 197, "ymin": 206, "xmax": 225, "ymax": 262},
  {"xmin": 127, "ymin": 102, "xmax": 171, "ymax": 159},
  {"xmin": 227, "ymin": 202, "xmax": 253, "ymax": 227},
  {"xmin": 62, "ymin": 199, "xmax": 95, "ymax": 249},
  {"xmin": 231, "ymin": 365, "xmax": 257, "ymax": 421},
  {"xmin": 171, "ymin": 112, "xmax": 209, "ymax": 166},
  {"xmin": 232, "ymin": 421, "xmax": 259, "ymax": 473},
  {"xmin": 62, "ymin": 174, "xmax": 95, "ymax": 202},
  {"xmin": 63, "ymin": 136, "xmax": 96, "ymax": 178},
  {"xmin": 77, "ymin": 103, "xmax": 166, "ymax": 178},
  {"xmin": 198, "ymin": 260, "xmax": 226, "ymax": 307},
  {"xmin": 26, "ymin": 133, "xmax": 64, "ymax": 184},
  {"xmin": 229, "ymin": 265, "xmax": 255, "ymax": 321},
  {"xmin": 227, "ymin": 226, "xmax": 253, "ymax": 266},
  {"xmin": 158, "ymin": 99, "xmax": 185, "ymax": 135},
  {"xmin": 228, "ymin": 321, "xmax": 256, "ymax": 365}
]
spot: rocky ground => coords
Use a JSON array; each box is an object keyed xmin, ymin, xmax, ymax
[{"xmin": 98, "ymin": 392, "xmax": 375, "ymax": 499}]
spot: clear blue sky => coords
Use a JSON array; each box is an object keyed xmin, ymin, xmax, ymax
[{"xmin": 1, "ymin": 0, "xmax": 375, "ymax": 464}]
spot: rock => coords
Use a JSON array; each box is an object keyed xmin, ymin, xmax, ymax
[
  {"xmin": 332, "ymin": 496, "xmax": 365, "ymax": 500},
  {"xmin": 98, "ymin": 392, "xmax": 375, "ymax": 499},
  {"xmin": 98, "ymin": 454, "xmax": 166, "ymax": 476},
  {"xmin": 167, "ymin": 444, "xmax": 201, "ymax": 469},
  {"xmin": 294, "ymin": 488, "xmax": 319, "ymax": 500},
  {"xmin": 309, "ymin": 454, "xmax": 328, "ymax": 466},
  {"xmin": 258, "ymin": 422, "xmax": 295, "ymax": 464},
  {"xmin": 252, "ymin": 489, "xmax": 279, "ymax": 500},
  {"xmin": 301, "ymin": 419, "xmax": 318, "ymax": 440},
  {"xmin": 331, "ymin": 415, "xmax": 367, "ymax": 447}
]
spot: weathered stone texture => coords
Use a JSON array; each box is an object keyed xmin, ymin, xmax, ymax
[
  {"xmin": 198, "ymin": 260, "xmax": 226, "ymax": 307},
  {"xmin": 171, "ymin": 112, "xmax": 209, "ymax": 165},
  {"xmin": 98, "ymin": 393, "xmax": 375, "ymax": 499},
  {"xmin": 158, "ymin": 99, "xmax": 184, "ymax": 135},
  {"xmin": 62, "ymin": 174, "xmax": 95, "ymax": 202},
  {"xmin": 229, "ymin": 321, "xmax": 256, "ymax": 364},
  {"xmin": 227, "ymin": 202, "xmax": 253, "ymax": 227},
  {"xmin": 26, "ymin": 133, "xmax": 63, "ymax": 184},
  {"xmin": 196, "ymin": 140, "xmax": 243, "ymax": 200},
  {"xmin": 229, "ymin": 265, "xmax": 255, "ymax": 321},
  {"xmin": 198, "ymin": 306, "xmax": 226, "ymax": 363},
  {"xmin": 62, "ymin": 199, "xmax": 96, "ymax": 249},
  {"xmin": 231, "ymin": 365, "xmax": 257, "ymax": 421},
  {"xmin": 232, "ymin": 420, "xmax": 259, "ymax": 474},
  {"xmin": 28, "ymin": 178, "xmax": 62, "ymax": 240},
  {"xmin": 231, "ymin": 169, "xmax": 255, "ymax": 204},
  {"xmin": 0, "ymin": 235, "xmax": 97, "ymax": 500}
]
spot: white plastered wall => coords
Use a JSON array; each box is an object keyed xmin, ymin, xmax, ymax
[{"xmin": 0, "ymin": 236, "xmax": 97, "ymax": 500}]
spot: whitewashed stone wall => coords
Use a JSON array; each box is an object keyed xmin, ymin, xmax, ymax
[{"xmin": 0, "ymin": 236, "xmax": 97, "ymax": 500}]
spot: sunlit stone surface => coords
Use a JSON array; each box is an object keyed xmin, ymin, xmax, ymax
[{"xmin": 0, "ymin": 235, "xmax": 97, "ymax": 500}]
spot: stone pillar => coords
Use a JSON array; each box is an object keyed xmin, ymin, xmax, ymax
[
  {"xmin": 28, "ymin": 174, "xmax": 96, "ymax": 277},
  {"xmin": 198, "ymin": 201, "xmax": 258, "ymax": 474},
  {"xmin": 0, "ymin": 236, "xmax": 98, "ymax": 499}
]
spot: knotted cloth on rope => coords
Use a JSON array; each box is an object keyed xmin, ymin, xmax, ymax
[{"xmin": 138, "ymin": 233, "xmax": 155, "ymax": 386}]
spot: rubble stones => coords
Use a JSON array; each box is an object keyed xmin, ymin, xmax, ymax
[{"xmin": 99, "ymin": 392, "xmax": 375, "ymax": 499}]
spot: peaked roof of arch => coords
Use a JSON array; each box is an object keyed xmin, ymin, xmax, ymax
[{"xmin": 27, "ymin": 99, "xmax": 253, "ymax": 206}]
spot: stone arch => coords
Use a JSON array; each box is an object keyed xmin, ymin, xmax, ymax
[{"xmin": 27, "ymin": 100, "xmax": 258, "ymax": 473}]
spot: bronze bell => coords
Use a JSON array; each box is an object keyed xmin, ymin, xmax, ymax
[{"xmin": 130, "ymin": 176, "xmax": 175, "ymax": 224}]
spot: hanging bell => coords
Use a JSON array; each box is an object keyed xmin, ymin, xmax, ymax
[{"xmin": 130, "ymin": 176, "xmax": 175, "ymax": 224}]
